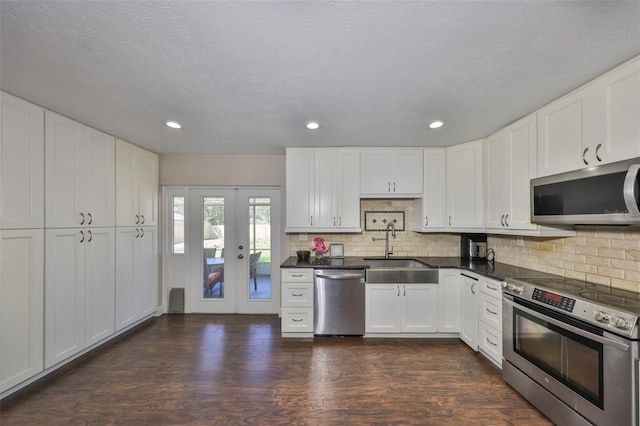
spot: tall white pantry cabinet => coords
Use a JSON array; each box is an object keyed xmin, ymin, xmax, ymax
[{"xmin": 0, "ymin": 91, "xmax": 159, "ymax": 395}]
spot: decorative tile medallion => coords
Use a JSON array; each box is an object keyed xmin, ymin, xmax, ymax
[{"xmin": 364, "ymin": 210, "xmax": 405, "ymax": 231}]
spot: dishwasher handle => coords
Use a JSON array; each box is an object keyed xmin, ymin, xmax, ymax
[{"xmin": 316, "ymin": 272, "xmax": 364, "ymax": 280}]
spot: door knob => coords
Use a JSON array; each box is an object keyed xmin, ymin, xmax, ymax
[{"xmin": 238, "ymin": 254, "xmax": 244, "ymax": 259}]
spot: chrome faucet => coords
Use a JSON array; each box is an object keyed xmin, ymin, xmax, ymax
[{"xmin": 372, "ymin": 222, "xmax": 396, "ymax": 259}]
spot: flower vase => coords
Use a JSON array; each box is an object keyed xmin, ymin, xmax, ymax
[{"xmin": 314, "ymin": 252, "xmax": 324, "ymax": 262}]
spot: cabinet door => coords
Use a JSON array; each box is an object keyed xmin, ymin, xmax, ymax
[
  {"xmin": 285, "ymin": 148, "xmax": 313, "ymax": 229},
  {"xmin": 504, "ymin": 115, "xmax": 537, "ymax": 230},
  {"xmin": 596, "ymin": 57, "xmax": 640, "ymax": 164},
  {"xmin": 438, "ymin": 269, "xmax": 461, "ymax": 333},
  {"xmin": 115, "ymin": 227, "xmax": 137, "ymax": 330},
  {"xmin": 402, "ymin": 284, "xmax": 438, "ymax": 333},
  {"xmin": 137, "ymin": 148, "xmax": 158, "ymax": 226},
  {"xmin": 0, "ymin": 229, "xmax": 44, "ymax": 391},
  {"xmin": 422, "ymin": 148, "xmax": 446, "ymax": 229},
  {"xmin": 394, "ymin": 149, "xmax": 423, "ymax": 195},
  {"xmin": 82, "ymin": 128, "xmax": 115, "ymax": 227},
  {"xmin": 84, "ymin": 227, "xmax": 115, "ymax": 346},
  {"xmin": 136, "ymin": 226, "xmax": 158, "ymax": 318},
  {"xmin": 45, "ymin": 228, "xmax": 85, "ymax": 368},
  {"xmin": 313, "ymin": 149, "xmax": 337, "ymax": 228},
  {"xmin": 365, "ymin": 284, "xmax": 401, "ymax": 333},
  {"xmin": 484, "ymin": 132, "xmax": 505, "ymax": 229},
  {"xmin": 460, "ymin": 274, "xmax": 479, "ymax": 350},
  {"xmin": 116, "ymin": 139, "xmax": 138, "ymax": 227},
  {"xmin": 45, "ymin": 111, "xmax": 84, "ymax": 228},
  {"xmin": 446, "ymin": 140, "xmax": 483, "ymax": 228},
  {"xmin": 336, "ymin": 149, "xmax": 361, "ymax": 229},
  {"xmin": 1, "ymin": 93, "xmax": 44, "ymax": 229},
  {"xmin": 360, "ymin": 149, "xmax": 394, "ymax": 195}
]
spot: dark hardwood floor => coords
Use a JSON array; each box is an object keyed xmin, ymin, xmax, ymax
[{"xmin": 1, "ymin": 315, "xmax": 551, "ymax": 425}]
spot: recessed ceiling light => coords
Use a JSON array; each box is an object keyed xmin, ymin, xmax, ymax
[
  {"xmin": 306, "ymin": 121, "xmax": 320, "ymax": 130},
  {"xmin": 428, "ymin": 120, "xmax": 445, "ymax": 129},
  {"xmin": 165, "ymin": 120, "xmax": 182, "ymax": 129}
]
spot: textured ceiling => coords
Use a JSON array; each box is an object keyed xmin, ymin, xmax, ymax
[{"xmin": 1, "ymin": 1, "xmax": 639, "ymax": 155}]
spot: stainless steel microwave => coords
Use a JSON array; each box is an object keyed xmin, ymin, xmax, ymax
[{"xmin": 531, "ymin": 157, "xmax": 640, "ymax": 225}]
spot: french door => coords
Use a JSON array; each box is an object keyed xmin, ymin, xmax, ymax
[{"xmin": 165, "ymin": 187, "xmax": 280, "ymax": 314}]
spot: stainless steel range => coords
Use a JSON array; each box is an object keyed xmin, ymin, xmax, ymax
[{"xmin": 502, "ymin": 276, "xmax": 640, "ymax": 426}]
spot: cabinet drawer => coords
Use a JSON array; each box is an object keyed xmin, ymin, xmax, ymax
[
  {"xmin": 479, "ymin": 291, "xmax": 502, "ymax": 330},
  {"xmin": 282, "ymin": 283, "xmax": 313, "ymax": 307},
  {"xmin": 281, "ymin": 269, "xmax": 313, "ymax": 282},
  {"xmin": 479, "ymin": 322, "xmax": 502, "ymax": 367},
  {"xmin": 281, "ymin": 308, "xmax": 314, "ymax": 333},
  {"xmin": 480, "ymin": 278, "xmax": 502, "ymax": 299}
]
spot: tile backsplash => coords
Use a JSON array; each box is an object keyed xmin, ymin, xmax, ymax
[
  {"xmin": 288, "ymin": 199, "xmax": 640, "ymax": 292},
  {"xmin": 489, "ymin": 230, "xmax": 640, "ymax": 292},
  {"xmin": 288, "ymin": 199, "xmax": 460, "ymax": 258}
]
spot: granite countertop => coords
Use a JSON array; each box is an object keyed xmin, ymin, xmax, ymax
[{"xmin": 281, "ymin": 256, "xmax": 558, "ymax": 282}]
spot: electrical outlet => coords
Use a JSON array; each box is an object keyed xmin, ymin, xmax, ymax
[
  {"xmin": 517, "ymin": 236, "xmax": 524, "ymax": 247},
  {"xmin": 299, "ymin": 233, "xmax": 308, "ymax": 241}
]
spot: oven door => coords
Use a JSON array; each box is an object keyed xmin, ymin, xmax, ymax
[{"xmin": 503, "ymin": 295, "xmax": 635, "ymax": 426}]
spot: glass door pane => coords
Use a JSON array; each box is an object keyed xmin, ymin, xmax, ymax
[
  {"xmin": 249, "ymin": 197, "xmax": 271, "ymax": 300},
  {"xmin": 203, "ymin": 197, "xmax": 225, "ymax": 300}
]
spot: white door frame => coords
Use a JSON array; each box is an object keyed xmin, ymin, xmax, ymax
[{"xmin": 162, "ymin": 186, "xmax": 281, "ymax": 314}]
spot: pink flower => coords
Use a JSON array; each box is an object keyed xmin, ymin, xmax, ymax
[{"xmin": 311, "ymin": 236, "xmax": 328, "ymax": 254}]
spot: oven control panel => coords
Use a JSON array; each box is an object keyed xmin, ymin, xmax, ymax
[{"xmin": 532, "ymin": 288, "xmax": 575, "ymax": 312}]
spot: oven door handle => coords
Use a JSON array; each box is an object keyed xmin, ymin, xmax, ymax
[{"xmin": 503, "ymin": 297, "xmax": 630, "ymax": 352}]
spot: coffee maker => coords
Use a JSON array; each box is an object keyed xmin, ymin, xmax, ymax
[{"xmin": 460, "ymin": 234, "xmax": 487, "ymax": 261}]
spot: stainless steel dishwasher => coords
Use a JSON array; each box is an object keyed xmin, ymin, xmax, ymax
[{"xmin": 314, "ymin": 269, "xmax": 366, "ymax": 336}]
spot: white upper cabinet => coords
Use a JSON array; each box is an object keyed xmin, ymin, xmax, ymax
[
  {"xmin": 538, "ymin": 56, "xmax": 640, "ymax": 177},
  {"xmin": 485, "ymin": 114, "xmax": 537, "ymax": 231},
  {"xmin": 360, "ymin": 148, "xmax": 423, "ymax": 197},
  {"xmin": 413, "ymin": 148, "xmax": 447, "ymax": 231},
  {"xmin": 1, "ymin": 92, "xmax": 45, "ymax": 229},
  {"xmin": 285, "ymin": 148, "xmax": 361, "ymax": 232},
  {"xmin": 45, "ymin": 111, "xmax": 115, "ymax": 228},
  {"xmin": 116, "ymin": 139, "xmax": 159, "ymax": 227},
  {"xmin": 446, "ymin": 140, "xmax": 484, "ymax": 229}
]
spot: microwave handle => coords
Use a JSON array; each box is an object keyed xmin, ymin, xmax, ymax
[
  {"xmin": 503, "ymin": 296, "xmax": 630, "ymax": 351},
  {"xmin": 623, "ymin": 164, "xmax": 640, "ymax": 217}
]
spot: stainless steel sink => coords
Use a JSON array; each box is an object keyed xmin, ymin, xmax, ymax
[
  {"xmin": 365, "ymin": 258, "xmax": 426, "ymax": 268},
  {"xmin": 364, "ymin": 258, "xmax": 439, "ymax": 284}
]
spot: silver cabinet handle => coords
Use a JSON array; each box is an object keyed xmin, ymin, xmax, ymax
[
  {"xmin": 87, "ymin": 212, "xmax": 93, "ymax": 225},
  {"xmin": 486, "ymin": 284, "xmax": 498, "ymax": 291},
  {"xmin": 140, "ymin": 228, "xmax": 144, "ymax": 238},
  {"xmin": 87, "ymin": 229, "xmax": 92, "ymax": 242},
  {"xmin": 486, "ymin": 337, "xmax": 498, "ymax": 347},
  {"xmin": 403, "ymin": 285, "xmax": 406, "ymax": 297},
  {"xmin": 448, "ymin": 216, "xmax": 452, "ymax": 226},
  {"xmin": 141, "ymin": 215, "xmax": 145, "ymax": 224},
  {"xmin": 339, "ymin": 216, "xmax": 342, "ymax": 226},
  {"xmin": 291, "ymin": 293, "xmax": 303, "ymax": 297},
  {"xmin": 397, "ymin": 285, "xmax": 400, "ymax": 297},
  {"xmin": 80, "ymin": 212, "xmax": 85, "ymax": 225},
  {"xmin": 333, "ymin": 216, "xmax": 336, "ymax": 226},
  {"xmin": 623, "ymin": 164, "xmax": 640, "ymax": 217},
  {"xmin": 310, "ymin": 216, "xmax": 313, "ymax": 226},
  {"xmin": 79, "ymin": 230, "xmax": 85, "ymax": 243},
  {"xmin": 504, "ymin": 214, "xmax": 509, "ymax": 227},
  {"xmin": 425, "ymin": 216, "xmax": 428, "ymax": 226},
  {"xmin": 393, "ymin": 182, "xmax": 396, "ymax": 192},
  {"xmin": 471, "ymin": 282, "xmax": 476, "ymax": 295},
  {"xmin": 292, "ymin": 274, "xmax": 303, "ymax": 277},
  {"xmin": 135, "ymin": 214, "xmax": 140, "ymax": 224},
  {"xmin": 582, "ymin": 147, "xmax": 589, "ymax": 165},
  {"xmin": 136, "ymin": 229, "xmax": 140, "ymax": 238},
  {"xmin": 500, "ymin": 214, "xmax": 505, "ymax": 227},
  {"xmin": 486, "ymin": 307, "xmax": 498, "ymax": 315},
  {"xmin": 595, "ymin": 143, "xmax": 602, "ymax": 162},
  {"xmin": 388, "ymin": 182, "xmax": 391, "ymax": 192},
  {"xmin": 292, "ymin": 318, "xmax": 303, "ymax": 322}
]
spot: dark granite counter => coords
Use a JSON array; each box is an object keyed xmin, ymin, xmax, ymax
[{"xmin": 281, "ymin": 255, "xmax": 559, "ymax": 282}]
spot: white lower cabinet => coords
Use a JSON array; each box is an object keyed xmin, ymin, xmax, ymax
[
  {"xmin": 366, "ymin": 283, "xmax": 438, "ymax": 334},
  {"xmin": 438, "ymin": 269, "xmax": 461, "ymax": 333},
  {"xmin": 478, "ymin": 277, "xmax": 503, "ymax": 367},
  {"xmin": 115, "ymin": 227, "xmax": 158, "ymax": 331},
  {"xmin": 0, "ymin": 229, "xmax": 44, "ymax": 392},
  {"xmin": 280, "ymin": 269, "xmax": 314, "ymax": 336},
  {"xmin": 45, "ymin": 227, "xmax": 115, "ymax": 368},
  {"xmin": 460, "ymin": 272, "xmax": 479, "ymax": 350}
]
